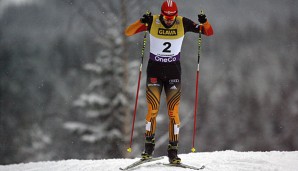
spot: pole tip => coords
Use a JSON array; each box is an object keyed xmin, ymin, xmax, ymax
[
  {"xmin": 127, "ymin": 148, "xmax": 132, "ymax": 153},
  {"xmin": 191, "ymin": 147, "xmax": 196, "ymax": 153}
]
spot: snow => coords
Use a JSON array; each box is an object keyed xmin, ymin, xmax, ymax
[{"xmin": 1, "ymin": 151, "xmax": 298, "ymax": 171}]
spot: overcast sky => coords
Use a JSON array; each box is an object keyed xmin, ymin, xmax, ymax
[{"xmin": 0, "ymin": 0, "xmax": 38, "ymax": 16}]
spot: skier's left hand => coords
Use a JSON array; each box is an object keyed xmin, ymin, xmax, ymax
[{"xmin": 198, "ymin": 14, "xmax": 207, "ymax": 24}]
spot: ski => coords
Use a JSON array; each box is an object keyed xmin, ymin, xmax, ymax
[
  {"xmin": 159, "ymin": 162, "xmax": 205, "ymax": 170},
  {"xmin": 119, "ymin": 157, "xmax": 164, "ymax": 170}
]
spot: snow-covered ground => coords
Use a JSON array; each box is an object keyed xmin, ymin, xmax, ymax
[{"xmin": 1, "ymin": 151, "xmax": 298, "ymax": 171}]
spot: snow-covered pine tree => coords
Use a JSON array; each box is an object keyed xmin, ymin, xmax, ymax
[{"xmin": 63, "ymin": 0, "xmax": 146, "ymax": 159}]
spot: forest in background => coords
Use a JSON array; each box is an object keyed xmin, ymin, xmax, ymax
[{"xmin": 0, "ymin": 0, "xmax": 298, "ymax": 165}]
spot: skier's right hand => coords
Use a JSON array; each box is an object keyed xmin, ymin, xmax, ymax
[{"xmin": 140, "ymin": 12, "xmax": 152, "ymax": 24}]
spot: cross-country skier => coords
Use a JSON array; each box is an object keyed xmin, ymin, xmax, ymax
[{"xmin": 125, "ymin": 0, "xmax": 213, "ymax": 164}]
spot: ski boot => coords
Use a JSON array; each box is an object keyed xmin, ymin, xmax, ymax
[
  {"xmin": 141, "ymin": 135, "xmax": 155, "ymax": 160},
  {"xmin": 168, "ymin": 141, "xmax": 181, "ymax": 164}
]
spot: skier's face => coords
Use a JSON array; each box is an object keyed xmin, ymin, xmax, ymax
[{"xmin": 163, "ymin": 15, "xmax": 176, "ymax": 26}]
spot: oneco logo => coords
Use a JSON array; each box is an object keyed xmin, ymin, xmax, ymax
[{"xmin": 154, "ymin": 56, "xmax": 177, "ymax": 63}]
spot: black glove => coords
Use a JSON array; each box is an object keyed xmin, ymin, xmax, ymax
[
  {"xmin": 198, "ymin": 14, "xmax": 207, "ymax": 24},
  {"xmin": 140, "ymin": 12, "xmax": 152, "ymax": 24}
]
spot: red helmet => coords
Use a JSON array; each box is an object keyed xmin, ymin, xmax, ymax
[{"xmin": 161, "ymin": 0, "xmax": 178, "ymax": 17}]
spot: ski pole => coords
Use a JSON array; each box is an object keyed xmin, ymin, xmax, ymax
[
  {"xmin": 127, "ymin": 11, "xmax": 150, "ymax": 153},
  {"xmin": 191, "ymin": 10, "xmax": 204, "ymax": 153}
]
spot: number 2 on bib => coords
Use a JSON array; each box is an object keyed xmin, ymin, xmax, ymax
[{"xmin": 162, "ymin": 42, "xmax": 171, "ymax": 53}]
